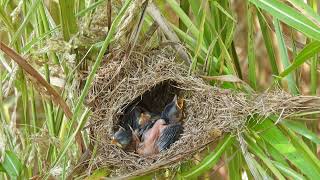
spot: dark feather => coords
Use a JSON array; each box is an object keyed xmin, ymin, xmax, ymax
[
  {"xmin": 120, "ymin": 106, "xmax": 143, "ymax": 131},
  {"xmin": 160, "ymin": 95, "xmax": 182, "ymax": 124},
  {"xmin": 157, "ymin": 123, "xmax": 183, "ymax": 151}
]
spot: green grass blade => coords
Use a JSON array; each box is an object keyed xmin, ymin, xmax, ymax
[
  {"xmin": 280, "ymin": 41, "xmax": 320, "ymax": 78},
  {"xmin": 230, "ymin": 42, "xmax": 242, "ymax": 79},
  {"xmin": 256, "ymin": 10, "xmax": 279, "ymax": 76},
  {"xmin": 213, "ymin": 30, "xmax": 236, "ymax": 75},
  {"xmin": 71, "ymin": 0, "xmax": 133, "ymax": 130},
  {"xmin": 245, "ymin": 133, "xmax": 285, "ymax": 180},
  {"xmin": 21, "ymin": 26, "xmax": 59, "ymax": 53},
  {"xmin": 274, "ymin": 18, "xmax": 298, "ymax": 95},
  {"xmin": 189, "ymin": 3, "xmax": 206, "ymax": 74},
  {"xmin": 166, "ymin": 0, "xmax": 199, "ymax": 37},
  {"xmin": 249, "ymin": 0, "xmax": 320, "ymax": 41},
  {"xmin": 247, "ymin": 3, "xmax": 257, "ymax": 89},
  {"xmin": 280, "ymin": 124, "xmax": 320, "ymax": 171},
  {"xmin": 30, "ymin": 87, "xmax": 37, "ymax": 133},
  {"xmin": 76, "ymin": 0, "xmax": 105, "ymax": 17},
  {"xmin": 10, "ymin": 0, "xmax": 42, "ymax": 46},
  {"xmin": 187, "ymin": 0, "xmax": 201, "ymax": 26},
  {"xmin": 171, "ymin": 23, "xmax": 208, "ymax": 61},
  {"xmin": 46, "ymin": 108, "xmax": 91, "ymax": 179},
  {"xmin": 227, "ymin": 145, "xmax": 242, "ymax": 180},
  {"xmin": 59, "ymin": 0, "xmax": 78, "ymax": 41},
  {"xmin": 211, "ymin": 1, "xmax": 236, "ymax": 23},
  {"xmin": 179, "ymin": 0, "xmax": 189, "ymax": 32},
  {"xmin": 272, "ymin": 161, "xmax": 305, "ymax": 180},
  {"xmin": 310, "ymin": 54, "xmax": 317, "ymax": 95},
  {"xmin": 281, "ymin": 120, "xmax": 320, "ymax": 144},
  {"xmin": 287, "ymin": 0, "xmax": 320, "ymax": 26},
  {"xmin": 307, "ymin": 0, "xmax": 319, "ymax": 155},
  {"xmin": 1, "ymin": 150, "xmax": 23, "ymax": 177},
  {"xmin": 0, "ymin": 5, "xmax": 15, "ymax": 32},
  {"xmin": 254, "ymin": 119, "xmax": 320, "ymax": 179},
  {"xmin": 0, "ymin": 164, "xmax": 4, "ymax": 172},
  {"xmin": 181, "ymin": 135, "xmax": 234, "ymax": 179},
  {"xmin": 264, "ymin": 142, "xmax": 290, "ymax": 167}
]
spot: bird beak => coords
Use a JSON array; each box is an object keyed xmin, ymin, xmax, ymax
[
  {"xmin": 139, "ymin": 113, "xmax": 151, "ymax": 125},
  {"xmin": 111, "ymin": 138, "xmax": 123, "ymax": 148},
  {"xmin": 175, "ymin": 96, "xmax": 184, "ymax": 110}
]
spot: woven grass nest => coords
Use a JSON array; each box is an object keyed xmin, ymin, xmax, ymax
[{"xmin": 86, "ymin": 46, "xmax": 320, "ymax": 178}]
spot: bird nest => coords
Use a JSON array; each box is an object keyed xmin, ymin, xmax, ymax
[{"xmin": 86, "ymin": 46, "xmax": 320, "ymax": 178}]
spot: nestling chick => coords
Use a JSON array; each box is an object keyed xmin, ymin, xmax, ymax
[
  {"xmin": 160, "ymin": 95, "xmax": 184, "ymax": 123},
  {"xmin": 111, "ymin": 127, "xmax": 131, "ymax": 148},
  {"xmin": 111, "ymin": 106, "xmax": 152, "ymax": 149},
  {"xmin": 136, "ymin": 95, "xmax": 184, "ymax": 156}
]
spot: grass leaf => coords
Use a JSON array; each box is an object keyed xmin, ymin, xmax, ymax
[
  {"xmin": 249, "ymin": 0, "xmax": 320, "ymax": 41},
  {"xmin": 1, "ymin": 150, "xmax": 23, "ymax": 177},
  {"xmin": 166, "ymin": 0, "xmax": 199, "ymax": 37},
  {"xmin": 10, "ymin": 0, "xmax": 42, "ymax": 46},
  {"xmin": 181, "ymin": 135, "xmax": 234, "ymax": 179},
  {"xmin": 256, "ymin": 10, "xmax": 279, "ymax": 76},
  {"xmin": 272, "ymin": 161, "xmax": 305, "ymax": 180},
  {"xmin": 76, "ymin": 0, "xmax": 105, "ymax": 17},
  {"xmin": 254, "ymin": 118, "xmax": 320, "ymax": 179},
  {"xmin": 274, "ymin": 18, "xmax": 298, "ymax": 95},
  {"xmin": 280, "ymin": 41, "xmax": 320, "ymax": 78},
  {"xmin": 71, "ymin": 0, "xmax": 132, "ymax": 122},
  {"xmin": 281, "ymin": 120, "xmax": 320, "ymax": 144},
  {"xmin": 247, "ymin": 3, "xmax": 257, "ymax": 89}
]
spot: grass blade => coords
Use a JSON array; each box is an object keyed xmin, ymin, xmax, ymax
[
  {"xmin": 247, "ymin": 3, "xmax": 257, "ymax": 89},
  {"xmin": 189, "ymin": 1, "xmax": 206, "ymax": 74},
  {"xmin": 71, "ymin": 0, "xmax": 133, "ymax": 129},
  {"xmin": 280, "ymin": 124, "xmax": 320, "ymax": 171},
  {"xmin": 280, "ymin": 41, "xmax": 320, "ymax": 78},
  {"xmin": 281, "ymin": 120, "xmax": 320, "ymax": 144},
  {"xmin": 256, "ymin": 10, "xmax": 279, "ymax": 76},
  {"xmin": 166, "ymin": 0, "xmax": 199, "ymax": 37},
  {"xmin": 254, "ymin": 118, "xmax": 320, "ymax": 179},
  {"xmin": 76, "ymin": 0, "xmax": 105, "ymax": 17},
  {"xmin": 179, "ymin": 0, "xmax": 189, "ymax": 32},
  {"xmin": 181, "ymin": 135, "xmax": 234, "ymax": 179},
  {"xmin": 272, "ymin": 161, "xmax": 305, "ymax": 180},
  {"xmin": 59, "ymin": 0, "xmax": 78, "ymax": 40},
  {"xmin": 286, "ymin": 0, "xmax": 320, "ymax": 26},
  {"xmin": 46, "ymin": 108, "xmax": 91, "ymax": 179},
  {"xmin": 1, "ymin": 150, "xmax": 23, "ymax": 177},
  {"xmin": 249, "ymin": 0, "xmax": 320, "ymax": 41},
  {"xmin": 10, "ymin": 0, "xmax": 42, "ymax": 46},
  {"xmin": 226, "ymin": 145, "xmax": 242, "ymax": 180},
  {"xmin": 0, "ymin": 43, "xmax": 73, "ymax": 121},
  {"xmin": 245, "ymin": 133, "xmax": 285, "ymax": 180},
  {"xmin": 274, "ymin": 18, "xmax": 298, "ymax": 95}
]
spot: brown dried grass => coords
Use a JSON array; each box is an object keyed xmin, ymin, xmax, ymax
[{"xmin": 86, "ymin": 46, "xmax": 320, "ymax": 178}]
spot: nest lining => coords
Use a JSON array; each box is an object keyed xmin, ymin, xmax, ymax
[{"xmin": 86, "ymin": 47, "xmax": 320, "ymax": 177}]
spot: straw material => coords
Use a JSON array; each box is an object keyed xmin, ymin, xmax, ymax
[{"xmin": 86, "ymin": 46, "xmax": 320, "ymax": 177}]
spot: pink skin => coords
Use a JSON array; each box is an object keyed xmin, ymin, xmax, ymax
[{"xmin": 136, "ymin": 119, "xmax": 167, "ymax": 156}]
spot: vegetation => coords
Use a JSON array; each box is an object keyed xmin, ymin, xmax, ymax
[{"xmin": 0, "ymin": 0, "xmax": 320, "ymax": 179}]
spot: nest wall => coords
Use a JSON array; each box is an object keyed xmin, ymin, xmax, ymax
[{"xmin": 86, "ymin": 47, "xmax": 320, "ymax": 177}]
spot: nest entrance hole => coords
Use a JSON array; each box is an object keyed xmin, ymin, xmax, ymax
[{"xmin": 115, "ymin": 80, "xmax": 182, "ymax": 131}]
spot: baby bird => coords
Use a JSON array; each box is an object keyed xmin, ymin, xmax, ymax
[
  {"xmin": 137, "ymin": 95, "xmax": 183, "ymax": 138},
  {"xmin": 160, "ymin": 95, "xmax": 184, "ymax": 123},
  {"xmin": 111, "ymin": 127, "xmax": 132, "ymax": 148},
  {"xmin": 136, "ymin": 95, "xmax": 184, "ymax": 156},
  {"xmin": 111, "ymin": 106, "xmax": 152, "ymax": 149}
]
